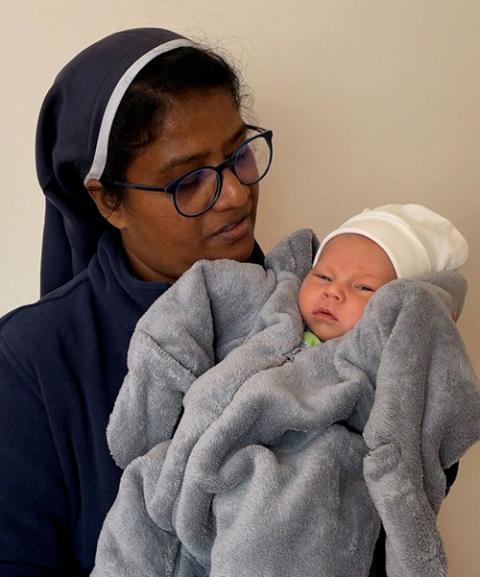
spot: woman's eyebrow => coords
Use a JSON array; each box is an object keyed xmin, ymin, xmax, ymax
[
  {"xmin": 161, "ymin": 152, "xmax": 205, "ymax": 173},
  {"xmin": 160, "ymin": 124, "xmax": 247, "ymax": 174},
  {"xmin": 225, "ymin": 123, "xmax": 248, "ymax": 146}
]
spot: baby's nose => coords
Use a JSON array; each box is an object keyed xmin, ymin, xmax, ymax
[{"xmin": 324, "ymin": 284, "xmax": 343, "ymax": 301}]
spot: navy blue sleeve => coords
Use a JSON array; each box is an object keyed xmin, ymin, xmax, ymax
[
  {"xmin": 444, "ymin": 461, "xmax": 459, "ymax": 495},
  {"xmin": 0, "ymin": 342, "xmax": 73, "ymax": 576}
]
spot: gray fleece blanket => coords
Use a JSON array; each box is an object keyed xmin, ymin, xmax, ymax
[{"xmin": 92, "ymin": 229, "xmax": 480, "ymax": 577}]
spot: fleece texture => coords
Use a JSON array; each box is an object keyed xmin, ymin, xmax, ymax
[{"xmin": 92, "ymin": 229, "xmax": 480, "ymax": 577}]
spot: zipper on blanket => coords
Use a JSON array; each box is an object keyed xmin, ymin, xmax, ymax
[{"xmin": 282, "ymin": 345, "xmax": 303, "ymax": 362}]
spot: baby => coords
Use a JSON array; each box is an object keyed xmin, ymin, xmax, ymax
[
  {"xmin": 299, "ymin": 203, "xmax": 468, "ymax": 344},
  {"xmin": 93, "ymin": 204, "xmax": 478, "ymax": 577}
]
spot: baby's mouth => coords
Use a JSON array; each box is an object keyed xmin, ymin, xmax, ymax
[{"xmin": 312, "ymin": 308, "xmax": 338, "ymax": 322}]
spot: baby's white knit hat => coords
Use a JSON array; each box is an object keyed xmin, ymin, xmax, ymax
[{"xmin": 314, "ymin": 204, "xmax": 469, "ymax": 278}]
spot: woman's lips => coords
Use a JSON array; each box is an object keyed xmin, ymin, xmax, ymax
[
  {"xmin": 212, "ymin": 214, "xmax": 251, "ymax": 242},
  {"xmin": 312, "ymin": 308, "xmax": 338, "ymax": 322}
]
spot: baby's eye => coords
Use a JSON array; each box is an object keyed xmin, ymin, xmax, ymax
[
  {"xmin": 355, "ymin": 284, "xmax": 374, "ymax": 292},
  {"xmin": 317, "ymin": 274, "xmax": 332, "ymax": 282}
]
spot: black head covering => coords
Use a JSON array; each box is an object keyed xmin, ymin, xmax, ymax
[{"xmin": 36, "ymin": 28, "xmax": 193, "ymax": 296}]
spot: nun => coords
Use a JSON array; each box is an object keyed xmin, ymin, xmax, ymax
[{"xmin": 0, "ymin": 27, "xmax": 267, "ymax": 576}]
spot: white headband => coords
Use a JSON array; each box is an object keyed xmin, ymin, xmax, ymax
[{"xmin": 83, "ymin": 38, "xmax": 194, "ymax": 185}]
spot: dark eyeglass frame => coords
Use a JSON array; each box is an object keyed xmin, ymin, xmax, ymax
[{"xmin": 102, "ymin": 124, "xmax": 273, "ymax": 218}]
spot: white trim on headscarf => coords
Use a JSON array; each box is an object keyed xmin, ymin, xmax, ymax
[{"xmin": 83, "ymin": 38, "xmax": 194, "ymax": 185}]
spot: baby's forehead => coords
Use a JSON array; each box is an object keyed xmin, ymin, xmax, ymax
[
  {"xmin": 317, "ymin": 233, "xmax": 381, "ymax": 258},
  {"xmin": 313, "ymin": 233, "xmax": 396, "ymax": 278}
]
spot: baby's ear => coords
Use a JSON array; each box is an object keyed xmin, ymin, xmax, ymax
[{"xmin": 451, "ymin": 310, "xmax": 458, "ymax": 323}]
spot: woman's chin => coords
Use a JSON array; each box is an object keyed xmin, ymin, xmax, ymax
[{"xmin": 221, "ymin": 234, "xmax": 256, "ymax": 262}]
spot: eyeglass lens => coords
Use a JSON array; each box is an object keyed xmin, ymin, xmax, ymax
[
  {"xmin": 175, "ymin": 170, "xmax": 220, "ymax": 216},
  {"xmin": 175, "ymin": 132, "xmax": 271, "ymax": 216}
]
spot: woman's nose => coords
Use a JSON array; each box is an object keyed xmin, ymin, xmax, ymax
[{"xmin": 213, "ymin": 168, "xmax": 251, "ymax": 211}]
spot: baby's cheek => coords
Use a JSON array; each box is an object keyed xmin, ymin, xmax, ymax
[
  {"xmin": 348, "ymin": 299, "xmax": 370, "ymax": 329},
  {"xmin": 297, "ymin": 282, "xmax": 312, "ymax": 319}
]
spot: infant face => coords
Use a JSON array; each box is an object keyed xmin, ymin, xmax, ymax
[{"xmin": 298, "ymin": 234, "xmax": 396, "ymax": 341}]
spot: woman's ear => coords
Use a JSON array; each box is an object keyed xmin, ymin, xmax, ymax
[{"xmin": 86, "ymin": 179, "xmax": 126, "ymax": 229}]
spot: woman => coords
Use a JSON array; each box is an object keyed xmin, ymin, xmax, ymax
[{"xmin": 0, "ymin": 28, "xmax": 268, "ymax": 576}]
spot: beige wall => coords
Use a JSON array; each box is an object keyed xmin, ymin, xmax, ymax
[{"xmin": 1, "ymin": 1, "xmax": 479, "ymax": 575}]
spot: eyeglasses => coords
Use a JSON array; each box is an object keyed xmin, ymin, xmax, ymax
[{"xmin": 102, "ymin": 125, "xmax": 273, "ymax": 217}]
